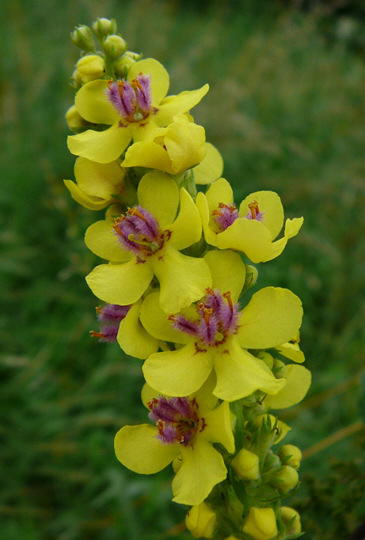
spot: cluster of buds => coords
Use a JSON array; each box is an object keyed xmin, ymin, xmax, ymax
[{"xmin": 63, "ymin": 16, "xmax": 311, "ymax": 539}]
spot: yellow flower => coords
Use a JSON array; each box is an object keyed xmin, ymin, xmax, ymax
[
  {"xmin": 140, "ymin": 249, "xmax": 303, "ymax": 400},
  {"xmin": 114, "ymin": 378, "xmax": 235, "ymax": 506},
  {"xmin": 280, "ymin": 506, "xmax": 302, "ymax": 534},
  {"xmin": 231, "ymin": 448, "xmax": 260, "ymax": 480},
  {"xmin": 242, "ymin": 507, "xmax": 278, "ymax": 540},
  {"xmin": 85, "ymin": 171, "xmax": 211, "ymax": 314},
  {"xmin": 122, "ymin": 116, "xmax": 206, "ymax": 175},
  {"xmin": 185, "ymin": 502, "xmax": 216, "ymax": 538},
  {"xmin": 67, "ymin": 58, "xmax": 209, "ymax": 163},
  {"xmin": 64, "ymin": 157, "xmax": 126, "ymax": 210},
  {"xmin": 196, "ymin": 178, "xmax": 303, "ymax": 263}
]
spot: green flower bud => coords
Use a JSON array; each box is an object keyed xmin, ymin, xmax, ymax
[
  {"xmin": 278, "ymin": 444, "xmax": 302, "ymax": 469},
  {"xmin": 92, "ymin": 18, "xmax": 117, "ymax": 38},
  {"xmin": 71, "ymin": 25, "xmax": 95, "ymax": 51},
  {"xmin": 232, "ymin": 449, "xmax": 260, "ymax": 480},
  {"xmin": 243, "ymin": 264, "xmax": 258, "ymax": 292},
  {"xmin": 65, "ymin": 105, "xmax": 86, "ymax": 131},
  {"xmin": 258, "ymin": 351, "xmax": 274, "ymax": 370},
  {"xmin": 270, "ymin": 465, "xmax": 299, "ymax": 493},
  {"xmin": 172, "ymin": 455, "xmax": 182, "ymax": 473},
  {"xmin": 114, "ymin": 51, "xmax": 142, "ymax": 75},
  {"xmin": 263, "ymin": 450, "xmax": 281, "ymax": 471},
  {"xmin": 242, "ymin": 507, "xmax": 278, "ymax": 540},
  {"xmin": 186, "ymin": 503, "xmax": 216, "ymax": 538},
  {"xmin": 280, "ymin": 506, "xmax": 302, "ymax": 534},
  {"xmin": 76, "ymin": 54, "xmax": 105, "ymax": 83},
  {"xmin": 103, "ymin": 34, "xmax": 127, "ymax": 59}
]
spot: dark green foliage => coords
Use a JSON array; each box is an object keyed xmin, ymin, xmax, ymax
[{"xmin": 1, "ymin": 0, "xmax": 365, "ymax": 538}]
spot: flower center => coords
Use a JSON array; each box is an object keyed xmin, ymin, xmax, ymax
[
  {"xmin": 170, "ymin": 288, "xmax": 240, "ymax": 350},
  {"xmin": 246, "ymin": 200, "xmax": 264, "ymax": 221},
  {"xmin": 212, "ymin": 202, "xmax": 239, "ymax": 232},
  {"xmin": 107, "ymin": 74, "xmax": 154, "ymax": 123},
  {"xmin": 113, "ymin": 206, "xmax": 170, "ymax": 259},
  {"xmin": 90, "ymin": 303, "xmax": 130, "ymax": 342},
  {"xmin": 148, "ymin": 397, "xmax": 206, "ymax": 446}
]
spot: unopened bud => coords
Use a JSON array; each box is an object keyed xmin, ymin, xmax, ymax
[
  {"xmin": 172, "ymin": 456, "xmax": 182, "ymax": 473},
  {"xmin": 76, "ymin": 54, "xmax": 105, "ymax": 83},
  {"xmin": 243, "ymin": 264, "xmax": 258, "ymax": 291},
  {"xmin": 103, "ymin": 34, "xmax": 127, "ymax": 59},
  {"xmin": 65, "ymin": 105, "xmax": 85, "ymax": 131},
  {"xmin": 71, "ymin": 25, "xmax": 95, "ymax": 51},
  {"xmin": 271, "ymin": 465, "xmax": 299, "ymax": 493},
  {"xmin": 232, "ymin": 449, "xmax": 260, "ymax": 480},
  {"xmin": 242, "ymin": 507, "xmax": 278, "ymax": 540},
  {"xmin": 114, "ymin": 51, "xmax": 141, "ymax": 75},
  {"xmin": 224, "ymin": 537, "xmax": 240, "ymax": 540},
  {"xmin": 264, "ymin": 450, "xmax": 281, "ymax": 471},
  {"xmin": 92, "ymin": 18, "xmax": 117, "ymax": 38},
  {"xmin": 185, "ymin": 503, "xmax": 216, "ymax": 539},
  {"xmin": 280, "ymin": 506, "xmax": 302, "ymax": 534},
  {"xmin": 278, "ymin": 444, "xmax": 302, "ymax": 469}
]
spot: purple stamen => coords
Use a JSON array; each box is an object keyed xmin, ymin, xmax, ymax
[
  {"xmin": 212, "ymin": 203, "xmax": 239, "ymax": 232},
  {"xmin": 148, "ymin": 396, "xmax": 204, "ymax": 446},
  {"xmin": 107, "ymin": 75, "xmax": 153, "ymax": 122},
  {"xmin": 246, "ymin": 200, "xmax": 264, "ymax": 221},
  {"xmin": 133, "ymin": 74, "xmax": 152, "ymax": 114},
  {"xmin": 91, "ymin": 303, "xmax": 130, "ymax": 343},
  {"xmin": 170, "ymin": 289, "xmax": 240, "ymax": 347}
]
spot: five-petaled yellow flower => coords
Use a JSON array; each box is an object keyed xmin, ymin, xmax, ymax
[
  {"xmin": 114, "ymin": 378, "xmax": 235, "ymax": 505},
  {"xmin": 67, "ymin": 58, "xmax": 208, "ymax": 164}
]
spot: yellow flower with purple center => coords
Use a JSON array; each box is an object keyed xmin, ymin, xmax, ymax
[
  {"xmin": 114, "ymin": 379, "xmax": 235, "ymax": 505},
  {"xmin": 85, "ymin": 171, "xmax": 211, "ymax": 314},
  {"xmin": 67, "ymin": 58, "xmax": 209, "ymax": 164},
  {"xmin": 140, "ymin": 250, "xmax": 303, "ymax": 401},
  {"xmin": 196, "ymin": 178, "xmax": 304, "ymax": 263}
]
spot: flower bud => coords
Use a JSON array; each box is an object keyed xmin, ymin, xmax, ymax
[
  {"xmin": 270, "ymin": 465, "xmax": 299, "ymax": 493},
  {"xmin": 280, "ymin": 506, "xmax": 302, "ymax": 534},
  {"xmin": 231, "ymin": 449, "xmax": 260, "ymax": 480},
  {"xmin": 76, "ymin": 55, "xmax": 105, "ymax": 83},
  {"xmin": 242, "ymin": 507, "xmax": 278, "ymax": 540},
  {"xmin": 65, "ymin": 105, "xmax": 86, "ymax": 131},
  {"xmin": 185, "ymin": 503, "xmax": 216, "ymax": 538},
  {"xmin": 103, "ymin": 34, "xmax": 127, "ymax": 59},
  {"xmin": 113, "ymin": 51, "xmax": 141, "ymax": 75},
  {"xmin": 243, "ymin": 264, "xmax": 258, "ymax": 292},
  {"xmin": 71, "ymin": 25, "xmax": 95, "ymax": 51},
  {"xmin": 172, "ymin": 455, "xmax": 182, "ymax": 473},
  {"xmin": 224, "ymin": 537, "xmax": 240, "ymax": 540},
  {"xmin": 278, "ymin": 444, "xmax": 302, "ymax": 469},
  {"xmin": 264, "ymin": 450, "xmax": 281, "ymax": 470},
  {"xmin": 92, "ymin": 17, "xmax": 117, "ymax": 38}
]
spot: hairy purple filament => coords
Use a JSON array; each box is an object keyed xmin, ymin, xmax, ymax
[
  {"xmin": 148, "ymin": 396, "xmax": 206, "ymax": 446},
  {"xmin": 107, "ymin": 74, "xmax": 153, "ymax": 123},
  {"xmin": 113, "ymin": 205, "xmax": 169, "ymax": 258},
  {"xmin": 91, "ymin": 303, "xmax": 130, "ymax": 343},
  {"xmin": 170, "ymin": 288, "xmax": 240, "ymax": 348},
  {"xmin": 246, "ymin": 200, "xmax": 264, "ymax": 221},
  {"xmin": 212, "ymin": 202, "xmax": 239, "ymax": 232}
]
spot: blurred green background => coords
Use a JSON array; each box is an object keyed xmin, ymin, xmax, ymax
[{"xmin": 1, "ymin": 0, "xmax": 365, "ymax": 538}]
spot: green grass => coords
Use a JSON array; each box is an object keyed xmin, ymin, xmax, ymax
[{"xmin": 1, "ymin": 0, "xmax": 365, "ymax": 538}]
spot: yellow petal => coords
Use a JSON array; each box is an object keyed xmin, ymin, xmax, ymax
[
  {"xmin": 141, "ymin": 383, "xmax": 160, "ymax": 409},
  {"xmin": 128, "ymin": 58, "xmax": 169, "ymax": 105},
  {"xmin": 122, "ymin": 140, "xmax": 173, "ymax": 172},
  {"xmin": 137, "ymin": 171, "xmax": 179, "ymax": 228},
  {"xmin": 216, "ymin": 217, "xmax": 274, "ymax": 263},
  {"xmin": 193, "ymin": 374, "xmax": 219, "ymax": 414},
  {"xmin": 74, "ymin": 157, "xmax": 125, "ymax": 199},
  {"xmin": 75, "ymin": 79, "xmax": 119, "ymax": 124},
  {"xmin": 164, "ymin": 120, "xmax": 206, "ymax": 174},
  {"xmin": 156, "ymin": 84, "xmax": 209, "ymax": 126},
  {"xmin": 169, "ymin": 189, "xmax": 202, "ymax": 250},
  {"xmin": 172, "ymin": 437, "xmax": 226, "ymax": 505},
  {"xmin": 67, "ymin": 124, "xmax": 131, "ymax": 163},
  {"xmin": 142, "ymin": 342, "xmax": 213, "ymax": 397},
  {"xmin": 84, "ymin": 220, "xmax": 131, "ymax": 262},
  {"xmin": 117, "ymin": 302, "xmax": 159, "ymax": 360},
  {"xmin": 204, "ymin": 402, "xmax": 235, "ymax": 454},
  {"xmin": 285, "ymin": 217, "xmax": 304, "ymax": 238},
  {"xmin": 237, "ymin": 287, "xmax": 303, "ymax": 349},
  {"xmin": 205, "ymin": 178, "xmax": 234, "ymax": 214},
  {"xmin": 114, "ymin": 425, "xmax": 178, "ymax": 474},
  {"xmin": 204, "ymin": 250, "xmax": 245, "ymax": 302},
  {"xmin": 193, "ymin": 143, "xmax": 224, "ymax": 185},
  {"xmin": 63, "ymin": 179, "xmax": 109, "ymax": 210},
  {"xmin": 213, "ymin": 339, "xmax": 286, "ymax": 401},
  {"xmin": 152, "ymin": 248, "xmax": 212, "ymax": 313},
  {"xmin": 276, "ymin": 341, "xmax": 305, "ymax": 363},
  {"xmin": 239, "ymin": 191, "xmax": 284, "ymax": 240},
  {"xmin": 140, "ymin": 291, "xmax": 190, "ymax": 344},
  {"xmin": 86, "ymin": 260, "xmax": 153, "ymax": 305},
  {"xmin": 196, "ymin": 192, "xmax": 219, "ymax": 247},
  {"xmin": 265, "ymin": 365, "xmax": 311, "ymax": 409}
]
